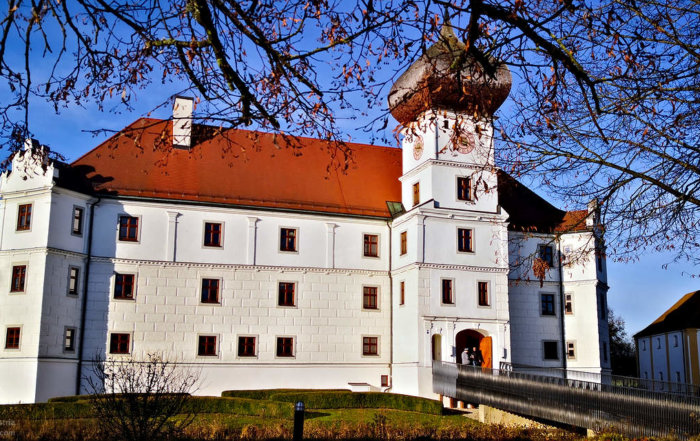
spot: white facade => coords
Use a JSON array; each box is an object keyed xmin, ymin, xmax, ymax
[{"xmin": 0, "ymin": 104, "xmax": 610, "ymax": 403}]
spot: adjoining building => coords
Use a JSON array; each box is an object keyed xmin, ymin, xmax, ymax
[
  {"xmin": 0, "ymin": 26, "xmax": 610, "ymax": 404},
  {"xmin": 635, "ymin": 290, "xmax": 700, "ymax": 386}
]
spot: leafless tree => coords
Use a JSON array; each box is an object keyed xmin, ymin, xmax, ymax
[
  {"xmin": 0, "ymin": 0, "xmax": 697, "ymax": 264},
  {"xmin": 85, "ymin": 353, "xmax": 200, "ymax": 441}
]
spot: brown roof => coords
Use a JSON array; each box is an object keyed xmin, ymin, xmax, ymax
[
  {"xmin": 496, "ymin": 171, "xmax": 590, "ymax": 233},
  {"xmin": 58, "ymin": 118, "xmax": 587, "ymax": 228},
  {"xmin": 634, "ymin": 290, "xmax": 700, "ymax": 339},
  {"xmin": 68, "ymin": 118, "xmax": 403, "ymax": 218}
]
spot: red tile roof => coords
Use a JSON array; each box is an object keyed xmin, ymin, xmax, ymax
[
  {"xmin": 69, "ymin": 119, "xmax": 403, "ymax": 218},
  {"xmin": 62, "ymin": 118, "xmax": 590, "ymax": 229}
]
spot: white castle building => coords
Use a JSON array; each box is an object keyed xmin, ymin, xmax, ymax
[{"xmin": 0, "ymin": 28, "xmax": 610, "ymax": 403}]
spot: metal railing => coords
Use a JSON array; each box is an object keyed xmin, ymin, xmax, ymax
[
  {"xmin": 499, "ymin": 362, "xmax": 700, "ymax": 397},
  {"xmin": 433, "ymin": 361, "xmax": 700, "ymax": 439}
]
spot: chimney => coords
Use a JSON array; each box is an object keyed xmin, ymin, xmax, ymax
[{"xmin": 173, "ymin": 96, "xmax": 194, "ymax": 149}]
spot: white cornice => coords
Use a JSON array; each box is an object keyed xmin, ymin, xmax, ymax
[
  {"xmin": 400, "ymin": 159, "xmax": 496, "ymax": 181},
  {"xmin": 91, "ymin": 256, "xmax": 390, "ymax": 276},
  {"xmin": 392, "ymin": 262, "xmax": 508, "ymax": 274}
]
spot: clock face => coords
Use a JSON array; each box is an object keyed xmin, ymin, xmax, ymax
[
  {"xmin": 413, "ymin": 136, "xmax": 424, "ymax": 160},
  {"xmin": 456, "ymin": 134, "xmax": 475, "ymax": 154}
]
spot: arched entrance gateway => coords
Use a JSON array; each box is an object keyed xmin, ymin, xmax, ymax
[{"xmin": 455, "ymin": 329, "xmax": 492, "ymax": 368}]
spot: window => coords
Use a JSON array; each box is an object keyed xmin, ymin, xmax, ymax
[
  {"xmin": 457, "ymin": 177, "xmax": 472, "ymax": 201},
  {"xmin": 538, "ymin": 245, "xmax": 554, "ymax": 267},
  {"xmin": 68, "ymin": 267, "xmax": 79, "ymax": 295},
  {"xmin": 363, "ymin": 336, "xmax": 379, "ymax": 356},
  {"xmin": 118, "ymin": 216, "xmax": 139, "ymax": 241},
  {"xmin": 276, "ymin": 337, "xmax": 294, "ymax": 357},
  {"xmin": 543, "ymin": 341, "xmax": 559, "ymax": 360},
  {"xmin": 363, "ymin": 234, "xmax": 379, "ymax": 257},
  {"xmin": 400, "ymin": 231, "xmax": 407, "ymax": 255},
  {"xmin": 657, "ymin": 338, "xmax": 661, "ymax": 349},
  {"xmin": 198, "ymin": 335, "xmax": 217, "ymax": 356},
  {"xmin": 201, "ymin": 278, "xmax": 220, "ymax": 304},
  {"xmin": 381, "ymin": 375, "xmax": 389, "ymax": 387},
  {"xmin": 203, "ymin": 222, "xmax": 222, "ymax": 247},
  {"xmin": 399, "ymin": 281, "xmax": 405, "ymax": 305},
  {"xmin": 412, "ymin": 182, "xmax": 420, "ymax": 206},
  {"xmin": 64, "ymin": 328, "xmax": 76, "ymax": 352},
  {"xmin": 109, "ymin": 333, "xmax": 130, "ymax": 354},
  {"xmin": 5, "ymin": 327, "xmax": 20, "ymax": 349},
  {"xmin": 478, "ymin": 282, "xmax": 489, "ymax": 306},
  {"xmin": 441, "ymin": 279, "xmax": 454, "ymax": 305},
  {"xmin": 16, "ymin": 204, "xmax": 32, "ymax": 231},
  {"xmin": 674, "ymin": 335, "xmax": 679, "ymax": 347},
  {"xmin": 565, "ymin": 293, "xmax": 573, "ymax": 314},
  {"xmin": 541, "ymin": 293, "xmax": 555, "ymax": 316},
  {"xmin": 457, "ymin": 228, "xmax": 473, "ymax": 252},
  {"xmin": 238, "ymin": 336, "xmax": 256, "ymax": 357},
  {"xmin": 363, "ymin": 286, "xmax": 378, "ymax": 310},
  {"xmin": 72, "ymin": 207, "xmax": 84, "ymax": 235},
  {"xmin": 278, "ymin": 282, "xmax": 296, "ymax": 307},
  {"xmin": 566, "ymin": 341, "xmax": 576, "ymax": 359},
  {"xmin": 280, "ymin": 228, "xmax": 297, "ymax": 252},
  {"xmin": 10, "ymin": 265, "xmax": 26, "ymax": 292},
  {"xmin": 114, "ymin": 273, "xmax": 135, "ymax": 299}
]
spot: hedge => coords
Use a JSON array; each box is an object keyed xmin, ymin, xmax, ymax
[
  {"xmin": 268, "ymin": 391, "xmax": 443, "ymax": 414},
  {"xmin": 1, "ymin": 396, "xmax": 293, "ymax": 420},
  {"xmin": 221, "ymin": 389, "xmax": 350, "ymax": 400}
]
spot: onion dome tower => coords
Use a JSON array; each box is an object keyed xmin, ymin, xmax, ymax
[{"xmin": 388, "ymin": 23, "xmax": 512, "ymax": 125}]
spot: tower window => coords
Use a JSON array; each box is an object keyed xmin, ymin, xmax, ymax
[
  {"xmin": 400, "ymin": 231, "xmax": 407, "ymax": 255},
  {"xmin": 457, "ymin": 177, "xmax": 472, "ymax": 201},
  {"xmin": 412, "ymin": 182, "xmax": 420, "ymax": 207},
  {"xmin": 441, "ymin": 279, "xmax": 454, "ymax": 304},
  {"xmin": 10, "ymin": 265, "xmax": 26, "ymax": 292},
  {"xmin": 400, "ymin": 281, "xmax": 405, "ymax": 305},
  {"xmin": 478, "ymin": 282, "xmax": 489, "ymax": 306},
  {"xmin": 16, "ymin": 204, "xmax": 32, "ymax": 231},
  {"xmin": 458, "ymin": 228, "xmax": 473, "ymax": 252}
]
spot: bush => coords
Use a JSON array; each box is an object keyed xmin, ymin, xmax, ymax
[
  {"xmin": 0, "ymin": 401, "xmax": 93, "ymax": 420},
  {"xmin": 221, "ymin": 389, "xmax": 349, "ymax": 400},
  {"xmin": 185, "ymin": 397, "xmax": 294, "ymax": 418},
  {"xmin": 269, "ymin": 391, "xmax": 443, "ymax": 414}
]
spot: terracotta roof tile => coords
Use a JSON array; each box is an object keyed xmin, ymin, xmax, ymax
[{"xmin": 69, "ymin": 118, "xmax": 403, "ymax": 218}]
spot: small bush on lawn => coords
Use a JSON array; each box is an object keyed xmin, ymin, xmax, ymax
[
  {"xmin": 269, "ymin": 391, "xmax": 443, "ymax": 414},
  {"xmin": 185, "ymin": 397, "xmax": 294, "ymax": 418}
]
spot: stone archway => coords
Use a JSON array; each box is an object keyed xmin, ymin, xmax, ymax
[{"xmin": 455, "ymin": 329, "xmax": 492, "ymax": 368}]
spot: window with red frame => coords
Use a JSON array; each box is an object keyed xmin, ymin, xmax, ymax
[
  {"xmin": 238, "ymin": 336, "xmax": 256, "ymax": 357},
  {"xmin": 198, "ymin": 335, "xmax": 217, "ymax": 356},
  {"xmin": 457, "ymin": 177, "xmax": 472, "ymax": 201},
  {"xmin": 276, "ymin": 337, "xmax": 294, "ymax": 357},
  {"xmin": 458, "ymin": 228, "xmax": 473, "ymax": 252},
  {"xmin": 16, "ymin": 204, "xmax": 31, "ymax": 231},
  {"xmin": 114, "ymin": 273, "xmax": 135, "ymax": 299},
  {"xmin": 204, "ymin": 222, "xmax": 222, "ymax": 247},
  {"xmin": 363, "ymin": 286, "xmax": 378, "ymax": 310},
  {"xmin": 363, "ymin": 336, "xmax": 378, "ymax": 356},
  {"xmin": 363, "ymin": 234, "xmax": 379, "ymax": 257},
  {"xmin": 109, "ymin": 333, "xmax": 130, "ymax": 354},
  {"xmin": 118, "ymin": 216, "xmax": 139, "ymax": 241},
  {"xmin": 400, "ymin": 281, "xmax": 405, "ymax": 305},
  {"xmin": 5, "ymin": 327, "xmax": 20, "ymax": 349},
  {"xmin": 10, "ymin": 265, "xmax": 26, "ymax": 292},
  {"xmin": 201, "ymin": 278, "xmax": 220, "ymax": 303},
  {"xmin": 412, "ymin": 182, "xmax": 420, "ymax": 206},
  {"xmin": 400, "ymin": 231, "xmax": 407, "ymax": 255},
  {"xmin": 442, "ymin": 279, "xmax": 454, "ymax": 304},
  {"xmin": 278, "ymin": 282, "xmax": 295, "ymax": 307},
  {"xmin": 280, "ymin": 228, "xmax": 297, "ymax": 252}
]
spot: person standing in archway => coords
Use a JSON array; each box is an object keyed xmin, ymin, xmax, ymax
[{"xmin": 460, "ymin": 347, "xmax": 470, "ymax": 365}]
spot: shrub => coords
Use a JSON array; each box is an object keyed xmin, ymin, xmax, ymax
[
  {"xmin": 221, "ymin": 388, "xmax": 349, "ymax": 400},
  {"xmin": 269, "ymin": 391, "xmax": 443, "ymax": 414},
  {"xmin": 185, "ymin": 397, "xmax": 294, "ymax": 418}
]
